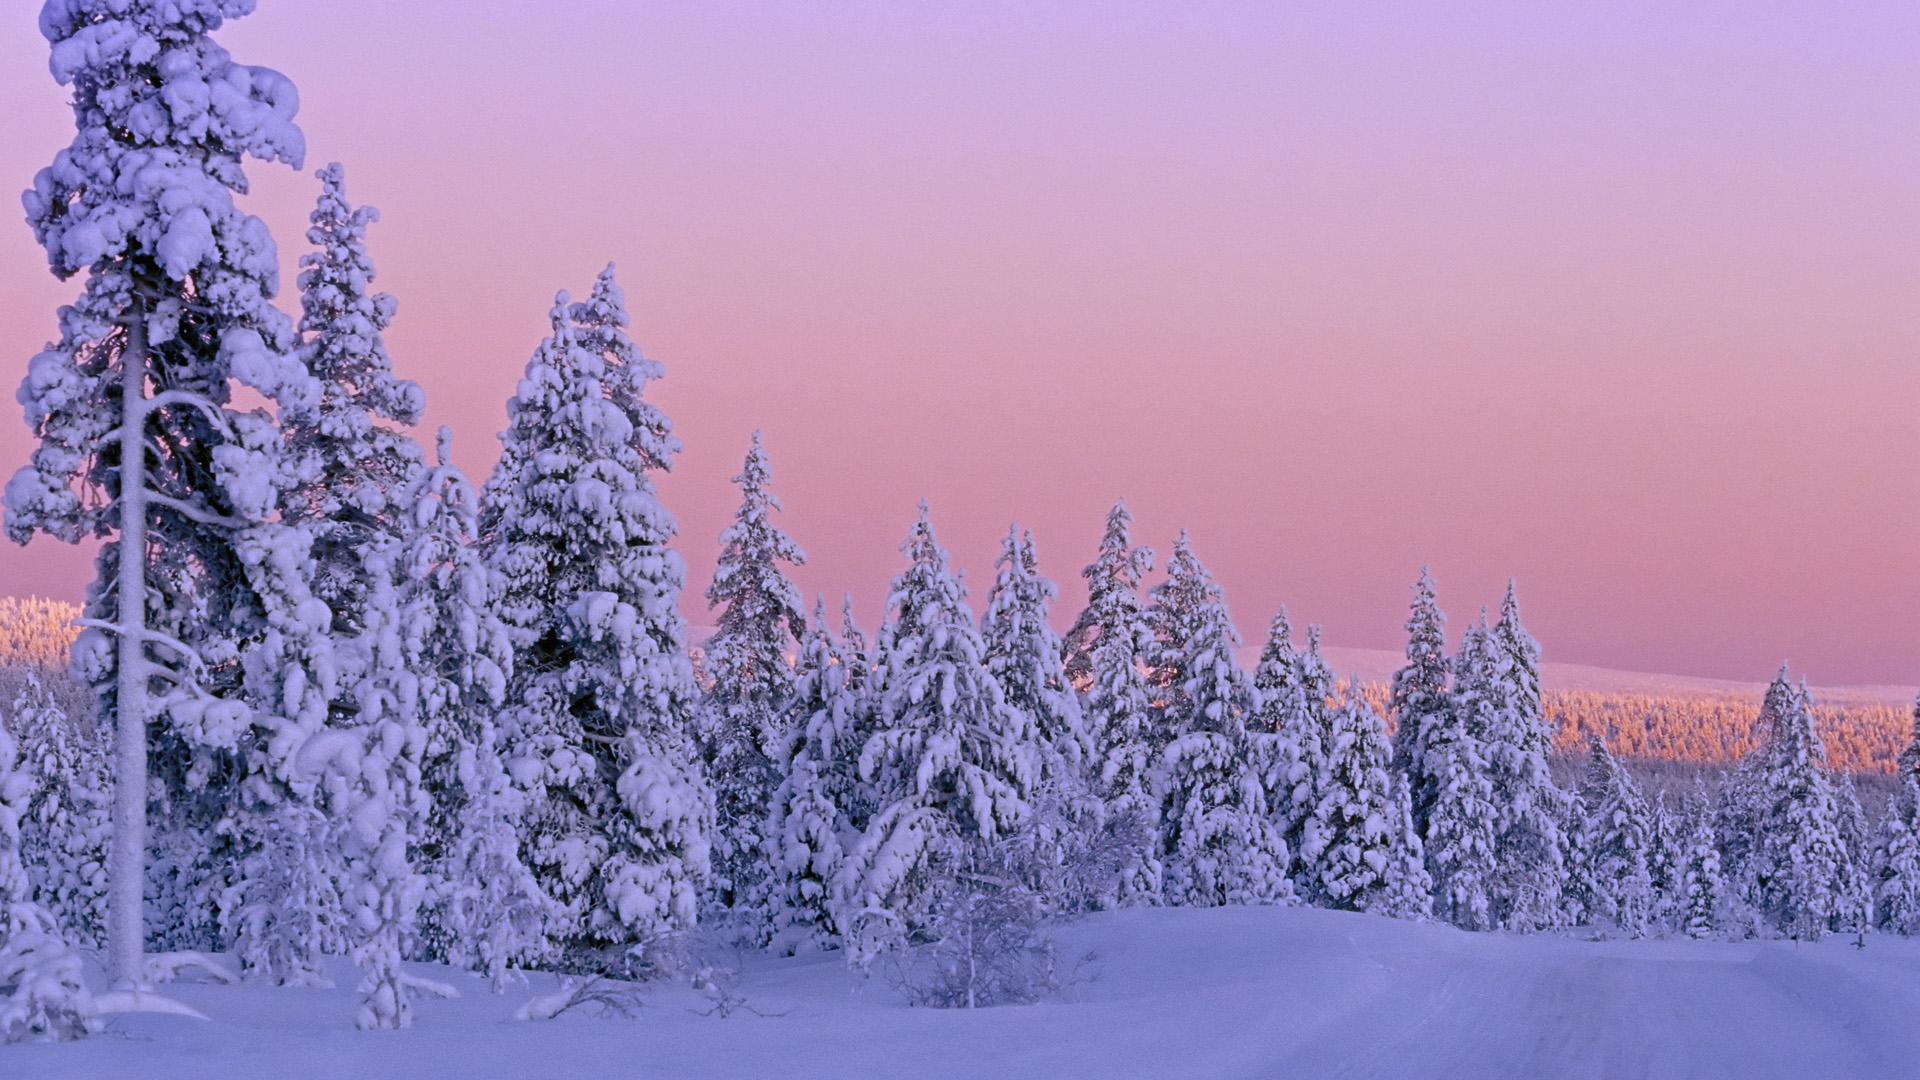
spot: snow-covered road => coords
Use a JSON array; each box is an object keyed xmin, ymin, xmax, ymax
[{"xmin": 14, "ymin": 906, "xmax": 1920, "ymax": 1080}]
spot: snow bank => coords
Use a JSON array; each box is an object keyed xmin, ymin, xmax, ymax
[{"xmin": 11, "ymin": 904, "xmax": 1920, "ymax": 1079}]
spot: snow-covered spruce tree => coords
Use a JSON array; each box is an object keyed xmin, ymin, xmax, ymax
[
  {"xmin": 9, "ymin": 0, "xmax": 331, "ymax": 987},
  {"xmin": 0, "ymin": 717, "xmax": 99, "ymax": 1041},
  {"xmin": 836, "ymin": 504, "xmax": 1034, "ymax": 967},
  {"xmin": 13, "ymin": 675, "xmax": 110, "ymax": 951},
  {"xmin": 1389, "ymin": 568, "xmax": 1451, "ymax": 839},
  {"xmin": 1645, "ymin": 793, "xmax": 1682, "ymax": 929},
  {"xmin": 1308, "ymin": 684, "xmax": 1418, "ymax": 914},
  {"xmin": 1872, "ymin": 774, "xmax": 1920, "ymax": 935},
  {"xmin": 1739, "ymin": 672, "xmax": 1848, "ymax": 940},
  {"xmin": 1380, "ymin": 772, "xmax": 1435, "ymax": 920},
  {"xmin": 1154, "ymin": 538, "xmax": 1289, "ymax": 908},
  {"xmin": 1831, "ymin": 774, "xmax": 1874, "ymax": 937},
  {"xmin": 699, "ymin": 431, "xmax": 806, "ymax": 944},
  {"xmin": 983, "ymin": 527, "xmax": 1098, "ymax": 907},
  {"xmin": 481, "ymin": 271, "xmax": 709, "ymax": 973},
  {"xmin": 767, "ymin": 597, "xmax": 861, "ymax": 955},
  {"xmin": 1678, "ymin": 783, "xmax": 1724, "ymax": 938},
  {"xmin": 1419, "ymin": 633, "xmax": 1497, "ymax": 931},
  {"xmin": 1577, "ymin": 739, "xmax": 1653, "ymax": 936},
  {"xmin": 1484, "ymin": 583, "xmax": 1571, "ymax": 931},
  {"xmin": 403, "ymin": 430, "xmax": 547, "ymax": 988},
  {"xmin": 1063, "ymin": 500, "xmax": 1160, "ymax": 907},
  {"xmin": 1144, "ymin": 531, "xmax": 1214, "ymax": 752},
  {"xmin": 284, "ymin": 162, "xmax": 424, "ymax": 637},
  {"xmin": 1248, "ymin": 609, "xmax": 1320, "ymax": 888}
]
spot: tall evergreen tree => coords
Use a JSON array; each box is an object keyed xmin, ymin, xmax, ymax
[
  {"xmin": 1872, "ymin": 774, "xmax": 1920, "ymax": 935},
  {"xmin": 837, "ymin": 504, "xmax": 1033, "ymax": 965},
  {"xmin": 1309, "ymin": 686, "xmax": 1416, "ymax": 914},
  {"xmin": 700, "ymin": 431, "xmax": 806, "ymax": 942},
  {"xmin": 1479, "ymin": 591, "xmax": 1569, "ymax": 931},
  {"xmin": 1421, "ymin": 625, "xmax": 1497, "ymax": 930},
  {"xmin": 481, "ymin": 271, "xmax": 709, "ymax": 972},
  {"xmin": 768, "ymin": 598, "xmax": 858, "ymax": 955},
  {"xmin": 1249, "ymin": 609, "xmax": 1319, "ymax": 884},
  {"xmin": 1740, "ymin": 672, "xmax": 1848, "ymax": 940},
  {"xmin": 1144, "ymin": 532, "xmax": 1213, "ymax": 751},
  {"xmin": 982, "ymin": 527, "xmax": 1093, "ymax": 901},
  {"xmin": 1065, "ymin": 501, "xmax": 1160, "ymax": 905},
  {"xmin": 1578, "ymin": 739, "xmax": 1653, "ymax": 936},
  {"xmin": 1154, "ymin": 538, "xmax": 1289, "ymax": 907},
  {"xmin": 14, "ymin": 676, "xmax": 110, "ymax": 951},
  {"xmin": 10, "ymin": 0, "xmax": 328, "ymax": 986},
  {"xmin": 1678, "ymin": 783, "xmax": 1724, "ymax": 938},
  {"xmin": 284, "ymin": 162, "xmax": 425, "ymax": 639},
  {"xmin": 1390, "ymin": 568, "xmax": 1451, "ymax": 838},
  {"xmin": 405, "ymin": 431, "xmax": 546, "ymax": 988}
]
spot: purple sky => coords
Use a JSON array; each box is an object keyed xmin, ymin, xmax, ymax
[{"xmin": 1, "ymin": 1, "xmax": 1916, "ymax": 683}]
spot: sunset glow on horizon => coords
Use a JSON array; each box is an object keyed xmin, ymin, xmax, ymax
[{"xmin": 0, "ymin": 0, "xmax": 1914, "ymax": 684}]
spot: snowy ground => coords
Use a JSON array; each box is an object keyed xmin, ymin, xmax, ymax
[{"xmin": 13, "ymin": 906, "xmax": 1920, "ymax": 1080}]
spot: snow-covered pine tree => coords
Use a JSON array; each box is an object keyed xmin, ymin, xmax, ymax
[
  {"xmin": 284, "ymin": 162, "xmax": 425, "ymax": 639},
  {"xmin": 1484, "ymin": 583, "xmax": 1570, "ymax": 931},
  {"xmin": 983, "ymin": 527, "xmax": 1095, "ymax": 906},
  {"xmin": 1249, "ymin": 609, "xmax": 1320, "ymax": 888},
  {"xmin": 1577, "ymin": 738, "xmax": 1653, "ymax": 936},
  {"xmin": 1740, "ymin": 672, "xmax": 1848, "ymax": 940},
  {"xmin": 1420, "ymin": 694, "xmax": 1498, "ymax": 927},
  {"xmin": 1872, "ymin": 774, "xmax": 1920, "ymax": 935},
  {"xmin": 1830, "ymin": 772, "xmax": 1874, "ymax": 938},
  {"xmin": 699, "ymin": 431, "xmax": 806, "ymax": 944},
  {"xmin": 1144, "ymin": 531, "xmax": 1214, "ymax": 752},
  {"xmin": 10, "ymin": 0, "xmax": 330, "ymax": 986},
  {"xmin": 767, "ymin": 598, "xmax": 861, "ymax": 955},
  {"xmin": 1064, "ymin": 501, "xmax": 1160, "ymax": 906},
  {"xmin": 0, "ymin": 721, "xmax": 96, "ymax": 1041},
  {"xmin": 1380, "ymin": 772, "xmax": 1435, "ymax": 920},
  {"xmin": 1308, "ymin": 683, "xmax": 1414, "ymax": 914},
  {"xmin": 1678, "ymin": 782, "xmax": 1723, "ymax": 938},
  {"xmin": 1645, "ymin": 793, "xmax": 1682, "ymax": 929},
  {"xmin": 836, "ymin": 504, "xmax": 1034, "ymax": 966},
  {"xmin": 1389, "ymin": 568, "xmax": 1451, "ymax": 839},
  {"xmin": 1154, "ymin": 538, "xmax": 1289, "ymax": 908},
  {"xmin": 13, "ymin": 675, "xmax": 110, "ymax": 951},
  {"xmin": 404, "ymin": 430, "xmax": 546, "ymax": 988},
  {"xmin": 481, "ymin": 271, "xmax": 709, "ymax": 973}
]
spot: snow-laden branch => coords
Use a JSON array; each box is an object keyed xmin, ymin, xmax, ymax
[
  {"xmin": 71, "ymin": 619, "xmax": 208, "ymax": 680},
  {"xmin": 144, "ymin": 493, "xmax": 248, "ymax": 530},
  {"xmin": 141, "ymin": 389, "xmax": 235, "ymax": 436}
]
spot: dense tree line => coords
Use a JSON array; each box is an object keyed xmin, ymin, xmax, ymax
[{"xmin": 0, "ymin": 0, "xmax": 1915, "ymax": 1043}]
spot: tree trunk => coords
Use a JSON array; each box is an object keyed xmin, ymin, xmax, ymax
[{"xmin": 107, "ymin": 307, "xmax": 149, "ymax": 988}]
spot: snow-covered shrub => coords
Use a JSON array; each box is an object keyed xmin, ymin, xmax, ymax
[
  {"xmin": 885, "ymin": 839, "xmax": 1077, "ymax": 1010},
  {"xmin": 12, "ymin": 674, "xmax": 110, "ymax": 950}
]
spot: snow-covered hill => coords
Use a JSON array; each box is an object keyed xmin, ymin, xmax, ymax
[{"xmin": 16, "ymin": 905, "xmax": 1920, "ymax": 1080}]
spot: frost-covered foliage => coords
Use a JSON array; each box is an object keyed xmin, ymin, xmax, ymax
[
  {"xmin": 1577, "ymin": 739, "xmax": 1653, "ymax": 937},
  {"xmin": 10, "ymin": 0, "xmax": 337, "ymax": 987},
  {"xmin": 1153, "ymin": 536, "xmax": 1289, "ymax": 908},
  {"xmin": 837, "ymin": 504, "xmax": 1033, "ymax": 967},
  {"xmin": 767, "ymin": 599, "xmax": 858, "ymax": 955},
  {"xmin": 12, "ymin": 675, "xmax": 110, "ymax": 951},
  {"xmin": 1389, "ymin": 568, "xmax": 1451, "ymax": 839},
  {"xmin": 1830, "ymin": 774, "xmax": 1873, "ymax": 937},
  {"xmin": 886, "ymin": 840, "xmax": 1071, "ymax": 1010},
  {"xmin": 1476, "ymin": 592, "xmax": 1570, "ymax": 932},
  {"xmin": 1248, "ymin": 610, "xmax": 1320, "ymax": 885},
  {"xmin": 1720, "ymin": 672, "xmax": 1850, "ymax": 940},
  {"xmin": 1420, "ymin": 679, "xmax": 1496, "ymax": 930},
  {"xmin": 982, "ymin": 527, "xmax": 1094, "ymax": 907},
  {"xmin": 699, "ymin": 432, "xmax": 805, "ymax": 944},
  {"xmin": 481, "ymin": 270, "xmax": 709, "ymax": 971},
  {"xmin": 0, "ymin": 722, "xmax": 99, "ymax": 1042},
  {"xmin": 1307, "ymin": 686, "xmax": 1420, "ymax": 915},
  {"xmin": 403, "ymin": 432, "xmax": 546, "ymax": 987},
  {"xmin": 1380, "ymin": 772, "xmax": 1435, "ymax": 920},
  {"xmin": 1144, "ymin": 532, "xmax": 1214, "ymax": 750},
  {"xmin": 1063, "ymin": 500, "xmax": 1159, "ymax": 907},
  {"xmin": 285, "ymin": 162, "xmax": 424, "ymax": 636}
]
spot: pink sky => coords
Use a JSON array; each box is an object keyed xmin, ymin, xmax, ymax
[{"xmin": 1, "ymin": 1, "xmax": 1915, "ymax": 684}]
